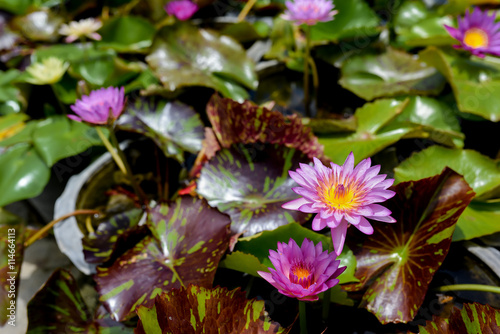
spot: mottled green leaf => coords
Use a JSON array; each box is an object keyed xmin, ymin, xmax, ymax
[
  {"xmin": 94, "ymin": 197, "xmax": 231, "ymax": 321},
  {"xmin": 206, "ymin": 95, "xmax": 325, "ymax": 161},
  {"xmin": 0, "ymin": 144, "xmax": 50, "ymax": 207},
  {"xmin": 339, "ymin": 48, "xmax": 445, "ymax": 100},
  {"xmin": 310, "ymin": 0, "xmax": 380, "ymax": 42},
  {"xmin": 98, "ymin": 15, "xmax": 156, "ymax": 52},
  {"xmin": 197, "ymin": 144, "xmax": 310, "ymax": 236},
  {"xmin": 0, "ymin": 209, "xmax": 24, "ymax": 326},
  {"xmin": 146, "ymin": 22, "xmax": 257, "ymax": 100},
  {"xmin": 118, "ymin": 96, "xmax": 204, "ymax": 163},
  {"xmin": 136, "ymin": 285, "xmax": 283, "ymax": 334},
  {"xmin": 420, "ymin": 46, "xmax": 500, "ymax": 121},
  {"xmin": 419, "ymin": 302, "xmax": 500, "ymax": 333},
  {"xmin": 344, "ymin": 169, "xmax": 475, "ymax": 324},
  {"xmin": 27, "ymin": 269, "xmax": 132, "ymax": 333},
  {"xmin": 319, "ymin": 98, "xmax": 411, "ymax": 164},
  {"xmin": 224, "ymin": 223, "xmax": 357, "ymax": 285},
  {"xmin": 394, "ymin": 146, "xmax": 500, "ymax": 241}
]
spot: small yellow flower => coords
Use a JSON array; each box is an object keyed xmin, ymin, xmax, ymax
[
  {"xmin": 59, "ymin": 18, "xmax": 102, "ymax": 43},
  {"xmin": 26, "ymin": 57, "xmax": 69, "ymax": 85}
]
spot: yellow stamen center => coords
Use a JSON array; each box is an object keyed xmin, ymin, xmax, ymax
[
  {"xmin": 323, "ymin": 184, "xmax": 355, "ymax": 211},
  {"xmin": 292, "ymin": 266, "xmax": 311, "ymax": 281},
  {"xmin": 464, "ymin": 28, "xmax": 489, "ymax": 49}
]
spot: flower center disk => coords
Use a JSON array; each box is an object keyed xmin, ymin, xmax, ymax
[
  {"xmin": 290, "ymin": 262, "xmax": 313, "ymax": 288},
  {"xmin": 464, "ymin": 28, "xmax": 489, "ymax": 49},
  {"xmin": 323, "ymin": 184, "xmax": 356, "ymax": 211}
]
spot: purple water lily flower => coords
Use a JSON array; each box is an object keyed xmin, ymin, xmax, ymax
[
  {"xmin": 257, "ymin": 238, "xmax": 346, "ymax": 301},
  {"xmin": 282, "ymin": 153, "xmax": 396, "ymax": 256},
  {"xmin": 164, "ymin": 0, "xmax": 199, "ymax": 21},
  {"xmin": 68, "ymin": 86, "xmax": 125, "ymax": 125},
  {"xmin": 282, "ymin": 0, "xmax": 338, "ymax": 26},
  {"xmin": 444, "ymin": 7, "xmax": 500, "ymax": 58}
]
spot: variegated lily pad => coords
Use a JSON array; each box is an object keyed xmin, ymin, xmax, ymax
[
  {"xmin": 345, "ymin": 168, "xmax": 475, "ymax": 324},
  {"xmin": 135, "ymin": 285, "xmax": 283, "ymax": 333},
  {"xmin": 197, "ymin": 144, "xmax": 310, "ymax": 236},
  {"xmin": 94, "ymin": 197, "xmax": 231, "ymax": 321}
]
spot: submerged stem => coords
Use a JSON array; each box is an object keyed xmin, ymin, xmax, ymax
[
  {"xmin": 436, "ymin": 284, "xmax": 500, "ymax": 295},
  {"xmin": 299, "ymin": 301, "xmax": 308, "ymax": 334},
  {"xmin": 322, "ymin": 288, "xmax": 331, "ymax": 321},
  {"xmin": 237, "ymin": 0, "xmax": 258, "ymax": 22},
  {"xmin": 24, "ymin": 210, "xmax": 100, "ymax": 248},
  {"xmin": 303, "ymin": 25, "xmax": 312, "ymax": 116},
  {"xmin": 95, "ymin": 127, "xmax": 127, "ymax": 174}
]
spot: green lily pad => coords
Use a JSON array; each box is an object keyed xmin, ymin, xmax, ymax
[
  {"xmin": 94, "ymin": 197, "xmax": 231, "ymax": 321},
  {"xmin": 206, "ymin": 94, "xmax": 325, "ymax": 161},
  {"xmin": 394, "ymin": 146, "xmax": 500, "ymax": 241},
  {"xmin": 0, "ymin": 144, "xmax": 50, "ymax": 207},
  {"xmin": 135, "ymin": 285, "xmax": 283, "ymax": 334},
  {"xmin": 27, "ymin": 269, "xmax": 132, "ymax": 333},
  {"xmin": 197, "ymin": 144, "xmax": 310, "ymax": 236},
  {"xmin": 265, "ymin": 17, "xmax": 296, "ymax": 63},
  {"xmin": 221, "ymin": 21, "xmax": 269, "ymax": 43},
  {"xmin": 0, "ymin": 209, "xmax": 24, "ymax": 327},
  {"xmin": 0, "ymin": 70, "xmax": 26, "ymax": 115},
  {"xmin": 0, "ymin": 0, "xmax": 32, "ymax": 15},
  {"xmin": 319, "ymin": 98, "xmax": 412, "ymax": 164},
  {"xmin": 222, "ymin": 222, "xmax": 357, "ymax": 284},
  {"xmin": 437, "ymin": 0, "xmax": 499, "ymax": 15},
  {"xmin": 339, "ymin": 48, "xmax": 445, "ymax": 101},
  {"xmin": 394, "ymin": 1, "xmax": 455, "ymax": 47},
  {"xmin": 419, "ymin": 302, "xmax": 500, "ymax": 333},
  {"xmin": 146, "ymin": 22, "xmax": 257, "ymax": 100},
  {"xmin": 310, "ymin": 0, "xmax": 380, "ymax": 42},
  {"xmin": 345, "ymin": 168, "xmax": 475, "ymax": 324},
  {"xmin": 420, "ymin": 46, "xmax": 500, "ymax": 122},
  {"xmin": 98, "ymin": 15, "xmax": 156, "ymax": 53},
  {"xmin": 118, "ymin": 96, "xmax": 204, "ymax": 163}
]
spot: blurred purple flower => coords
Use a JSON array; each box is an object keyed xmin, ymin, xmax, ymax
[
  {"xmin": 164, "ymin": 0, "xmax": 199, "ymax": 21},
  {"xmin": 282, "ymin": 153, "xmax": 396, "ymax": 256},
  {"xmin": 282, "ymin": 0, "xmax": 338, "ymax": 26},
  {"xmin": 69, "ymin": 87, "xmax": 125, "ymax": 125},
  {"xmin": 257, "ymin": 238, "xmax": 346, "ymax": 301},
  {"xmin": 444, "ymin": 7, "xmax": 500, "ymax": 58}
]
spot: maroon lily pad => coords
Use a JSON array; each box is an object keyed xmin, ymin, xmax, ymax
[
  {"xmin": 419, "ymin": 303, "xmax": 500, "ymax": 333},
  {"xmin": 197, "ymin": 144, "xmax": 310, "ymax": 236},
  {"xmin": 206, "ymin": 94, "xmax": 325, "ymax": 161},
  {"xmin": 94, "ymin": 197, "xmax": 231, "ymax": 321},
  {"xmin": 135, "ymin": 285, "xmax": 283, "ymax": 333},
  {"xmin": 82, "ymin": 208, "xmax": 147, "ymax": 264},
  {"xmin": 344, "ymin": 168, "xmax": 475, "ymax": 324},
  {"xmin": 27, "ymin": 269, "xmax": 131, "ymax": 333},
  {"xmin": 118, "ymin": 96, "xmax": 204, "ymax": 163}
]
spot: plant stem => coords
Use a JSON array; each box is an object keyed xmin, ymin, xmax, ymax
[
  {"xmin": 303, "ymin": 25, "xmax": 312, "ymax": 116},
  {"xmin": 95, "ymin": 127, "xmax": 127, "ymax": 175},
  {"xmin": 299, "ymin": 301, "xmax": 308, "ymax": 334},
  {"xmin": 322, "ymin": 288, "xmax": 331, "ymax": 322},
  {"xmin": 107, "ymin": 127, "xmax": 150, "ymax": 209},
  {"xmin": 24, "ymin": 210, "xmax": 100, "ymax": 248},
  {"xmin": 237, "ymin": 0, "xmax": 258, "ymax": 22},
  {"xmin": 436, "ymin": 284, "xmax": 500, "ymax": 295}
]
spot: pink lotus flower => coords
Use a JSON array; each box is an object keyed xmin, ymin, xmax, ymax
[
  {"xmin": 164, "ymin": 0, "xmax": 198, "ymax": 21},
  {"xmin": 282, "ymin": 0, "xmax": 338, "ymax": 26},
  {"xmin": 282, "ymin": 153, "xmax": 396, "ymax": 255},
  {"xmin": 444, "ymin": 7, "xmax": 500, "ymax": 58},
  {"xmin": 257, "ymin": 238, "xmax": 346, "ymax": 301},
  {"xmin": 68, "ymin": 87, "xmax": 125, "ymax": 125}
]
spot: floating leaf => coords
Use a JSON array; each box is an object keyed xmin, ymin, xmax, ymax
[
  {"xmin": 395, "ymin": 146, "xmax": 500, "ymax": 241},
  {"xmin": 222, "ymin": 223, "xmax": 357, "ymax": 284},
  {"xmin": 98, "ymin": 15, "xmax": 156, "ymax": 52},
  {"xmin": 0, "ymin": 209, "xmax": 24, "ymax": 327},
  {"xmin": 419, "ymin": 303, "xmax": 500, "ymax": 333},
  {"xmin": 118, "ymin": 96, "xmax": 204, "ymax": 163},
  {"xmin": 420, "ymin": 46, "xmax": 500, "ymax": 122},
  {"xmin": 197, "ymin": 144, "xmax": 310, "ymax": 236},
  {"xmin": 0, "ymin": 70, "xmax": 25, "ymax": 115},
  {"xmin": 206, "ymin": 95, "xmax": 325, "ymax": 161},
  {"xmin": 344, "ymin": 169, "xmax": 475, "ymax": 324},
  {"xmin": 319, "ymin": 98, "xmax": 411, "ymax": 164},
  {"xmin": 339, "ymin": 48, "xmax": 445, "ymax": 101},
  {"xmin": 82, "ymin": 208, "xmax": 145, "ymax": 264},
  {"xmin": 146, "ymin": 22, "xmax": 257, "ymax": 100},
  {"xmin": 27, "ymin": 269, "xmax": 132, "ymax": 333},
  {"xmin": 310, "ymin": 0, "xmax": 380, "ymax": 42},
  {"xmin": 136, "ymin": 285, "xmax": 283, "ymax": 334},
  {"xmin": 94, "ymin": 197, "xmax": 231, "ymax": 321}
]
